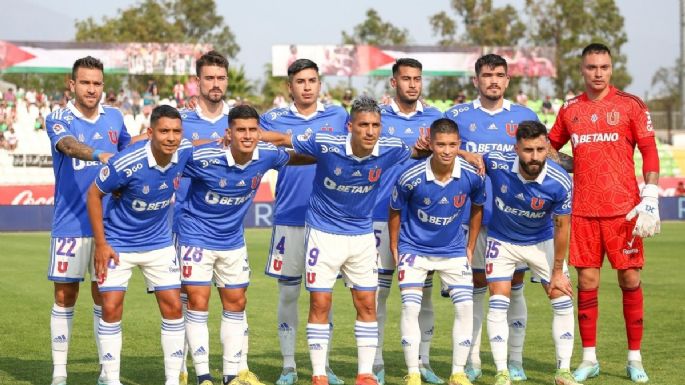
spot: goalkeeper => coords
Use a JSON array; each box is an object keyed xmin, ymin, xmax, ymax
[{"xmin": 548, "ymin": 43, "xmax": 660, "ymax": 384}]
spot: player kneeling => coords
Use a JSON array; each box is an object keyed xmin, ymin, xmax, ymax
[
  {"xmin": 389, "ymin": 118, "xmax": 486, "ymax": 385},
  {"xmin": 481, "ymin": 121, "xmax": 580, "ymax": 385},
  {"xmin": 87, "ymin": 105, "xmax": 192, "ymax": 385}
]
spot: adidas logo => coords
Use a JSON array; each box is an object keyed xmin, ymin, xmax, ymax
[
  {"xmin": 439, "ymin": 197, "xmax": 449, "ymax": 204},
  {"xmin": 309, "ymin": 343, "xmax": 324, "ymax": 350},
  {"xmin": 237, "ymin": 180, "xmax": 246, "ymax": 187},
  {"xmin": 579, "ymin": 314, "xmax": 590, "ymax": 321},
  {"xmin": 510, "ymin": 320, "xmax": 525, "ymax": 329},
  {"xmin": 102, "ymin": 353, "xmax": 115, "ymax": 361},
  {"xmin": 194, "ymin": 346, "xmax": 207, "ymax": 356},
  {"xmin": 278, "ymin": 322, "xmax": 292, "ymax": 332},
  {"xmin": 93, "ymin": 132, "xmax": 103, "ymax": 140},
  {"xmin": 53, "ymin": 335, "xmax": 67, "ymax": 343},
  {"xmin": 211, "ymin": 132, "xmax": 220, "ymax": 139},
  {"xmin": 458, "ymin": 339, "xmax": 472, "ymax": 347},
  {"xmin": 490, "ymin": 335, "xmax": 504, "ymax": 343},
  {"xmin": 401, "ymin": 338, "xmax": 410, "ymax": 347},
  {"xmin": 488, "ymin": 123, "xmax": 498, "ymax": 130},
  {"xmin": 425, "ymin": 327, "xmax": 434, "ymax": 335},
  {"xmin": 170, "ymin": 349, "xmax": 184, "ymax": 358},
  {"xmin": 515, "ymin": 193, "xmax": 525, "ymax": 201},
  {"xmin": 352, "ymin": 170, "xmax": 362, "ymax": 177},
  {"xmin": 559, "ymin": 332, "xmax": 573, "ymax": 340},
  {"xmin": 404, "ymin": 128, "xmax": 414, "ymax": 134},
  {"xmin": 233, "ymin": 350, "xmax": 242, "ymax": 358},
  {"xmin": 159, "ymin": 182, "xmax": 168, "ymax": 190}
]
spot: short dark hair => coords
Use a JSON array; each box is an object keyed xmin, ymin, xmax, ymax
[
  {"xmin": 430, "ymin": 118, "xmax": 460, "ymax": 139},
  {"xmin": 287, "ymin": 59, "xmax": 319, "ymax": 82},
  {"xmin": 196, "ymin": 50, "xmax": 229, "ymax": 76},
  {"xmin": 392, "ymin": 58, "xmax": 422, "ymax": 76},
  {"xmin": 228, "ymin": 104, "xmax": 260, "ymax": 126},
  {"xmin": 582, "ymin": 43, "xmax": 611, "ymax": 57},
  {"xmin": 350, "ymin": 96, "xmax": 381, "ymax": 120},
  {"xmin": 474, "ymin": 54, "xmax": 508, "ymax": 76},
  {"xmin": 515, "ymin": 120, "xmax": 548, "ymax": 142},
  {"xmin": 72, "ymin": 56, "xmax": 104, "ymax": 80},
  {"xmin": 150, "ymin": 105, "xmax": 182, "ymax": 127}
]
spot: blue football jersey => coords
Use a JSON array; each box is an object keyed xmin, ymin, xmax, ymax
[
  {"xmin": 483, "ymin": 151, "xmax": 572, "ymax": 245},
  {"xmin": 95, "ymin": 139, "xmax": 192, "ymax": 252},
  {"xmin": 47, "ymin": 102, "xmax": 131, "ymax": 237},
  {"xmin": 444, "ymin": 99, "xmax": 538, "ymax": 225},
  {"xmin": 173, "ymin": 103, "xmax": 230, "ymax": 233},
  {"xmin": 293, "ymin": 133, "xmax": 412, "ymax": 235},
  {"xmin": 391, "ymin": 157, "xmax": 486, "ymax": 257},
  {"xmin": 373, "ymin": 100, "xmax": 443, "ymax": 221},
  {"xmin": 177, "ymin": 141, "xmax": 290, "ymax": 250},
  {"xmin": 260, "ymin": 103, "xmax": 348, "ymax": 226}
]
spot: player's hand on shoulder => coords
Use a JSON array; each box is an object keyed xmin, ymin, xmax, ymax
[
  {"xmin": 186, "ymin": 96, "xmax": 199, "ymax": 110},
  {"xmin": 460, "ymin": 151, "xmax": 485, "ymax": 175},
  {"xmin": 98, "ymin": 152, "xmax": 114, "ymax": 164}
]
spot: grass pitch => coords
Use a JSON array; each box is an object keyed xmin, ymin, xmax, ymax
[{"xmin": 1, "ymin": 223, "xmax": 683, "ymax": 385}]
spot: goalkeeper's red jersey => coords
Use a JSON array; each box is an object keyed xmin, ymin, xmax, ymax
[{"xmin": 549, "ymin": 86, "xmax": 655, "ymax": 217}]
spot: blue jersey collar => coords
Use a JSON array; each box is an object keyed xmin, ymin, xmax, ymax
[
  {"xmin": 289, "ymin": 102, "xmax": 325, "ymax": 120},
  {"xmin": 67, "ymin": 101, "xmax": 105, "ymax": 124},
  {"xmin": 345, "ymin": 133, "xmax": 379, "ymax": 159},
  {"xmin": 145, "ymin": 141, "xmax": 178, "ymax": 172},
  {"xmin": 390, "ymin": 98, "xmax": 423, "ymax": 118},
  {"xmin": 425, "ymin": 155, "xmax": 461, "ymax": 186},
  {"xmin": 473, "ymin": 98, "xmax": 512, "ymax": 116},
  {"xmin": 511, "ymin": 155, "xmax": 547, "ymax": 184}
]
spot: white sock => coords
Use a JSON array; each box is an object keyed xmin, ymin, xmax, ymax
[
  {"xmin": 278, "ymin": 281, "xmax": 300, "ymax": 369},
  {"xmin": 51, "ymin": 304, "xmax": 74, "ymax": 379},
  {"xmin": 221, "ymin": 311, "xmax": 245, "ymax": 376},
  {"xmin": 186, "ymin": 310, "xmax": 210, "ymax": 376},
  {"xmin": 93, "ymin": 304, "xmax": 103, "ymax": 377},
  {"xmin": 326, "ymin": 307, "xmax": 334, "ymax": 369},
  {"xmin": 508, "ymin": 283, "xmax": 527, "ymax": 364},
  {"xmin": 374, "ymin": 273, "xmax": 392, "ymax": 367},
  {"xmin": 582, "ymin": 347, "xmax": 597, "ymax": 363},
  {"xmin": 161, "ymin": 318, "xmax": 185, "ymax": 385},
  {"xmin": 470, "ymin": 286, "xmax": 487, "ymax": 368},
  {"xmin": 98, "ymin": 319, "xmax": 122, "ymax": 384},
  {"xmin": 418, "ymin": 278, "xmax": 434, "ymax": 366},
  {"xmin": 628, "ymin": 350, "xmax": 642, "ymax": 362},
  {"xmin": 401, "ymin": 291, "xmax": 423, "ymax": 374},
  {"xmin": 551, "ymin": 296, "xmax": 574, "ymax": 369},
  {"xmin": 355, "ymin": 320, "xmax": 378, "ymax": 375},
  {"xmin": 239, "ymin": 314, "xmax": 249, "ymax": 372},
  {"xmin": 450, "ymin": 288, "xmax": 473, "ymax": 373},
  {"xmin": 180, "ymin": 293, "xmax": 188, "ymax": 374},
  {"xmin": 487, "ymin": 295, "xmax": 510, "ymax": 372},
  {"xmin": 307, "ymin": 323, "xmax": 330, "ymax": 377}
]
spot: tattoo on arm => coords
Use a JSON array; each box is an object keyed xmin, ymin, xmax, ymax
[
  {"xmin": 547, "ymin": 149, "xmax": 574, "ymax": 172},
  {"xmin": 56, "ymin": 136, "xmax": 95, "ymax": 162}
]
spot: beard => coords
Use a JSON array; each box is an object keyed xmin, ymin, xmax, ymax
[{"xmin": 519, "ymin": 159, "xmax": 545, "ymax": 178}]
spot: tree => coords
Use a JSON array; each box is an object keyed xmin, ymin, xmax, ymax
[
  {"xmin": 342, "ymin": 8, "xmax": 409, "ymax": 45},
  {"xmin": 227, "ymin": 65, "xmax": 254, "ymax": 100},
  {"xmin": 74, "ymin": 0, "xmax": 239, "ymax": 94},
  {"xmin": 526, "ymin": 0, "xmax": 631, "ymax": 94},
  {"xmin": 429, "ymin": 11, "xmax": 457, "ymax": 47},
  {"xmin": 258, "ymin": 63, "xmax": 289, "ymax": 110}
]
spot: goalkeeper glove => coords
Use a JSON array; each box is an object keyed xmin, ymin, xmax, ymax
[{"xmin": 626, "ymin": 184, "xmax": 660, "ymax": 238}]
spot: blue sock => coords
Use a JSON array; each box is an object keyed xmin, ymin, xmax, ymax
[
  {"xmin": 197, "ymin": 374, "xmax": 212, "ymax": 384},
  {"xmin": 223, "ymin": 375, "xmax": 236, "ymax": 385}
]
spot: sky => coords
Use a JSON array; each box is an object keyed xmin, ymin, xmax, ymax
[{"xmin": 1, "ymin": 0, "xmax": 679, "ymax": 98}]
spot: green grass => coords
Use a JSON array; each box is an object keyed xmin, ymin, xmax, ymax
[{"xmin": 1, "ymin": 224, "xmax": 684, "ymax": 385}]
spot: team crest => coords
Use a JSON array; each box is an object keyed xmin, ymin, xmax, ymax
[
  {"xmin": 286, "ymin": 129, "xmax": 293, "ymax": 135},
  {"xmin": 501, "ymin": 184, "xmax": 508, "ymax": 193},
  {"xmin": 305, "ymin": 127, "xmax": 313, "ymax": 135},
  {"xmin": 368, "ymin": 168, "xmax": 382, "ymax": 182},
  {"xmin": 251, "ymin": 173, "xmax": 262, "ymax": 189},
  {"xmin": 418, "ymin": 126, "xmax": 430, "ymax": 137},
  {"xmin": 219, "ymin": 178, "xmax": 227, "ymax": 188},
  {"xmin": 192, "ymin": 132, "xmax": 199, "ymax": 140},
  {"xmin": 334, "ymin": 167, "xmax": 342, "ymax": 176},
  {"xmin": 320, "ymin": 124, "xmax": 334, "ymax": 132},
  {"xmin": 469, "ymin": 123, "xmax": 477, "ymax": 132},
  {"xmin": 591, "ymin": 114, "xmax": 598, "ymax": 123},
  {"xmin": 505, "ymin": 123, "xmax": 518, "ymax": 137},
  {"xmin": 531, "ymin": 197, "xmax": 545, "ymax": 210},
  {"xmin": 388, "ymin": 126, "xmax": 395, "ymax": 135},
  {"xmin": 99, "ymin": 166, "xmax": 109, "ymax": 182},
  {"xmin": 78, "ymin": 133, "xmax": 85, "ymax": 142},
  {"xmin": 606, "ymin": 111, "xmax": 620, "ymax": 126},
  {"xmin": 52, "ymin": 123, "xmax": 66, "ymax": 134},
  {"xmin": 142, "ymin": 185, "xmax": 150, "ymax": 194},
  {"xmin": 453, "ymin": 194, "xmax": 467, "ymax": 208},
  {"xmin": 423, "ymin": 197, "xmax": 431, "ymax": 205},
  {"xmin": 173, "ymin": 174, "xmax": 182, "ymax": 190},
  {"xmin": 182, "ymin": 266, "xmax": 192, "ymax": 278},
  {"xmin": 108, "ymin": 129, "xmax": 119, "ymax": 144},
  {"xmin": 64, "ymin": 115, "xmax": 74, "ymax": 123}
]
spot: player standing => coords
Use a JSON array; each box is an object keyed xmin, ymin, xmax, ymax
[
  {"xmin": 549, "ymin": 43, "xmax": 660, "ymax": 383},
  {"xmin": 178, "ymin": 105, "xmax": 312, "ymax": 385},
  {"xmin": 372, "ymin": 58, "xmax": 444, "ymax": 385},
  {"xmin": 261, "ymin": 59, "xmax": 348, "ymax": 385},
  {"xmin": 174, "ymin": 50, "xmax": 231, "ymax": 385},
  {"xmin": 46, "ymin": 56, "xmax": 131, "ymax": 385},
  {"xmin": 87, "ymin": 105, "xmax": 191, "ymax": 385},
  {"xmin": 482, "ymin": 121, "xmax": 579, "ymax": 385},
  {"xmin": 444, "ymin": 54, "xmax": 538, "ymax": 382},
  {"xmin": 389, "ymin": 118, "xmax": 485, "ymax": 385}
]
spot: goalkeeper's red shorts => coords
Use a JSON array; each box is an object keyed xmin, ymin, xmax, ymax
[{"xmin": 569, "ymin": 215, "xmax": 644, "ymax": 269}]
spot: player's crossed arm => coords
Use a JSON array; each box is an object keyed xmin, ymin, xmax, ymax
[{"xmin": 56, "ymin": 136, "xmax": 114, "ymax": 164}]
